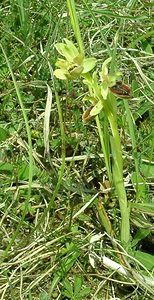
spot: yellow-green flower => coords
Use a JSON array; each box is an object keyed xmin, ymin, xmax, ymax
[
  {"xmin": 99, "ymin": 57, "xmax": 121, "ymax": 99},
  {"xmin": 83, "ymin": 72, "xmax": 103, "ymax": 118},
  {"xmin": 54, "ymin": 39, "xmax": 96, "ymax": 80},
  {"xmin": 83, "ymin": 58, "xmax": 122, "ymax": 118}
]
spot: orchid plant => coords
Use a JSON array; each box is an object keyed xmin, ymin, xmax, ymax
[
  {"xmin": 54, "ymin": 40, "xmax": 122, "ymax": 119},
  {"xmin": 54, "ymin": 38, "xmax": 130, "ymax": 247}
]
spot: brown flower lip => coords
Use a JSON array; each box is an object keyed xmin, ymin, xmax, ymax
[
  {"xmin": 82, "ymin": 106, "xmax": 95, "ymax": 123},
  {"xmin": 109, "ymin": 81, "xmax": 132, "ymax": 99}
]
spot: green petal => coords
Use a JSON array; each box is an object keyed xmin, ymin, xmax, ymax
[
  {"xmin": 102, "ymin": 57, "xmax": 112, "ymax": 72},
  {"xmin": 69, "ymin": 65, "xmax": 83, "ymax": 78},
  {"xmin": 100, "ymin": 57, "xmax": 112, "ymax": 81},
  {"xmin": 55, "ymin": 58, "xmax": 69, "ymax": 69},
  {"xmin": 90, "ymin": 100, "xmax": 103, "ymax": 116},
  {"xmin": 82, "ymin": 95, "xmax": 97, "ymax": 104},
  {"xmin": 55, "ymin": 43, "xmax": 67, "ymax": 57},
  {"xmin": 92, "ymin": 72, "xmax": 101, "ymax": 97},
  {"xmin": 54, "ymin": 69, "xmax": 68, "ymax": 80},
  {"xmin": 64, "ymin": 39, "xmax": 79, "ymax": 57},
  {"xmin": 82, "ymin": 57, "xmax": 97, "ymax": 73},
  {"xmin": 55, "ymin": 41, "xmax": 78, "ymax": 62},
  {"xmin": 55, "ymin": 43, "xmax": 76, "ymax": 62},
  {"xmin": 101, "ymin": 82, "xmax": 109, "ymax": 99},
  {"xmin": 73, "ymin": 53, "xmax": 84, "ymax": 65},
  {"xmin": 107, "ymin": 75, "xmax": 117, "ymax": 87}
]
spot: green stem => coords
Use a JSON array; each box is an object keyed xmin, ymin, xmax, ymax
[
  {"xmin": 95, "ymin": 116, "xmax": 112, "ymax": 183},
  {"xmin": 96, "ymin": 93, "xmax": 130, "ymax": 245},
  {"xmin": 67, "ymin": 0, "xmax": 84, "ymax": 54},
  {"xmin": 108, "ymin": 111, "xmax": 130, "ymax": 245}
]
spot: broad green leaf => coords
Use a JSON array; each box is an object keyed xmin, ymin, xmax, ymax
[
  {"xmin": 18, "ymin": 163, "xmax": 29, "ymax": 180},
  {"xmin": 18, "ymin": 162, "xmax": 39, "ymax": 180},
  {"xmin": 50, "ymin": 245, "xmax": 80, "ymax": 294},
  {"xmin": 55, "ymin": 43, "xmax": 67, "ymax": 57},
  {"xmin": 0, "ymin": 162, "xmax": 14, "ymax": 172},
  {"xmin": 131, "ymin": 228, "xmax": 151, "ymax": 247},
  {"xmin": 141, "ymin": 40, "xmax": 153, "ymax": 54},
  {"xmin": 131, "ymin": 202, "xmax": 154, "ymax": 216},
  {"xmin": 62, "ymin": 290, "xmax": 72, "ymax": 299},
  {"xmin": 63, "ymin": 278, "xmax": 73, "ymax": 296},
  {"xmin": 133, "ymin": 250, "xmax": 154, "ymax": 271},
  {"xmin": 131, "ymin": 172, "xmax": 147, "ymax": 199},
  {"xmin": 0, "ymin": 127, "xmax": 8, "ymax": 141},
  {"xmin": 78, "ymin": 287, "xmax": 91, "ymax": 297},
  {"xmin": 74, "ymin": 276, "xmax": 82, "ymax": 296},
  {"xmin": 39, "ymin": 291, "xmax": 50, "ymax": 300},
  {"xmin": 141, "ymin": 163, "xmax": 154, "ymax": 178}
]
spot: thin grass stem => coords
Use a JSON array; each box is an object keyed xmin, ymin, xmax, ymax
[
  {"xmin": 0, "ymin": 43, "xmax": 33, "ymax": 257},
  {"xmin": 33, "ymin": 80, "xmax": 66, "ymax": 232},
  {"xmin": 124, "ymin": 100, "xmax": 140, "ymax": 198}
]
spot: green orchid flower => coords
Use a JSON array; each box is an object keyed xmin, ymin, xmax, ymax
[
  {"xmin": 83, "ymin": 58, "xmax": 122, "ymax": 120},
  {"xmin": 82, "ymin": 72, "xmax": 103, "ymax": 119},
  {"xmin": 99, "ymin": 57, "xmax": 122, "ymax": 99},
  {"xmin": 54, "ymin": 39, "xmax": 96, "ymax": 80}
]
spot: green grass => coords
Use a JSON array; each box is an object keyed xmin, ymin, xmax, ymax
[{"xmin": 0, "ymin": 0, "xmax": 154, "ymax": 299}]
